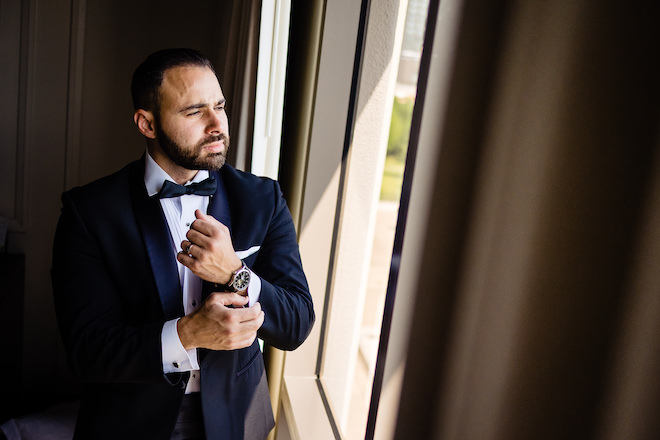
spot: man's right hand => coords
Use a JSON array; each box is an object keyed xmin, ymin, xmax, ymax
[{"xmin": 176, "ymin": 292, "xmax": 264, "ymax": 351}]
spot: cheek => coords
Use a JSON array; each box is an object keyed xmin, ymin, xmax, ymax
[
  {"xmin": 169, "ymin": 128, "xmax": 188, "ymax": 143},
  {"xmin": 164, "ymin": 122, "xmax": 195, "ymax": 144}
]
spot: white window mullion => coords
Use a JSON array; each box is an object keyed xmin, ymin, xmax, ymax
[{"xmin": 252, "ymin": 0, "xmax": 291, "ymax": 179}]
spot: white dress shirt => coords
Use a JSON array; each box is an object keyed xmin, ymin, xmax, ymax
[{"xmin": 143, "ymin": 152, "xmax": 260, "ymax": 393}]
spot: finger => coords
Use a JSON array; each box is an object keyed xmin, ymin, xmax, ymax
[
  {"xmin": 209, "ymin": 291, "xmax": 250, "ymax": 307},
  {"xmin": 254, "ymin": 310, "xmax": 265, "ymax": 328},
  {"xmin": 190, "ymin": 210, "xmax": 215, "ymax": 232},
  {"xmin": 195, "ymin": 209, "xmax": 214, "ymax": 222},
  {"xmin": 189, "ymin": 218, "xmax": 212, "ymax": 237},
  {"xmin": 237, "ymin": 304, "xmax": 264, "ymax": 324},
  {"xmin": 181, "ymin": 240, "xmax": 195, "ymax": 256},
  {"xmin": 191, "ymin": 211, "xmax": 229, "ymax": 237},
  {"xmin": 234, "ymin": 309, "xmax": 264, "ymax": 332},
  {"xmin": 236, "ymin": 301, "xmax": 261, "ymax": 318},
  {"xmin": 249, "ymin": 301, "xmax": 262, "ymax": 314},
  {"xmin": 232, "ymin": 331, "xmax": 259, "ymax": 349},
  {"xmin": 182, "ymin": 231, "xmax": 207, "ymax": 253},
  {"xmin": 239, "ymin": 312, "xmax": 264, "ymax": 338},
  {"xmin": 177, "ymin": 250, "xmax": 196, "ymax": 267},
  {"xmin": 185, "ymin": 228, "xmax": 213, "ymax": 249}
]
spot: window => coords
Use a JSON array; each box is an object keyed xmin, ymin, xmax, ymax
[{"xmin": 268, "ymin": 0, "xmax": 430, "ymax": 438}]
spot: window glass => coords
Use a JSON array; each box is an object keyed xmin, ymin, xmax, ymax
[{"xmin": 317, "ymin": 1, "xmax": 430, "ymax": 438}]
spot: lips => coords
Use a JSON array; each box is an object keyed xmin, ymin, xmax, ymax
[{"xmin": 203, "ymin": 142, "xmax": 224, "ymax": 153}]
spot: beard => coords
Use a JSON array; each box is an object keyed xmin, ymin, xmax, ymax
[{"xmin": 155, "ymin": 123, "xmax": 229, "ymax": 171}]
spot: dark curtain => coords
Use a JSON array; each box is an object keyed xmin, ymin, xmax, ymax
[{"xmin": 393, "ymin": 1, "xmax": 660, "ymax": 439}]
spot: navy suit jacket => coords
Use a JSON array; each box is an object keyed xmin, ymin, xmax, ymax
[{"xmin": 51, "ymin": 158, "xmax": 314, "ymax": 439}]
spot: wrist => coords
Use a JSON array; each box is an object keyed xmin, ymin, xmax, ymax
[
  {"xmin": 223, "ymin": 258, "xmax": 243, "ymax": 284},
  {"xmin": 177, "ymin": 315, "xmax": 196, "ymax": 350}
]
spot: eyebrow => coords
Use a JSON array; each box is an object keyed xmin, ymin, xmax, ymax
[{"xmin": 179, "ymin": 99, "xmax": 226, "ymax": 113}]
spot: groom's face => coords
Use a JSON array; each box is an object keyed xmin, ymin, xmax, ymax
[{"xmin": 154, "ymin": 65, "xmax": 230, "ymax": 171}]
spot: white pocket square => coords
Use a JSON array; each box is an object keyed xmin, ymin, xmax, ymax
[{"xmin": 236, "ymin": 246, "xmax": 261, "ymax": 259}]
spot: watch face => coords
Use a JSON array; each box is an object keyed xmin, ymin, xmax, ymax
[{"xmin": 233, "ymin": 269, "xmax": 250, "ymax": 291}]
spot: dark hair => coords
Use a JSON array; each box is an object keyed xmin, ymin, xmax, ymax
[{"xmin": 131, "ymin": 48, "xmax": 216, "ymax": 112}]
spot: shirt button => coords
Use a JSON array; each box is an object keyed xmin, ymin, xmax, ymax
[
  {"xmin": 173, "ymin": 362, "xmax": 179, "ymax": 368},
  {"xmin": 192, "ymin": 301, "xmax": 197, "ymax": 307}
]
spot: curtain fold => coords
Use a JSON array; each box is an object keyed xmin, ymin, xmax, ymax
[
  {"xmin": 393, "ymin": 1, "xmax": 660, "ymax": 439},
  {"xmin": 219, "ymin": 0, "xmax": 262, "ymax": 171}
]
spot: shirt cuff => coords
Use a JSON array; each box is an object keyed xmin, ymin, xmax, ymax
[
  {"xmin": 247, "ymin": 269, "xmax": 261, "ymax": 307},
  {"xmin": 161, "ymin": 318, "xmax": 200, "ymax": 373}
]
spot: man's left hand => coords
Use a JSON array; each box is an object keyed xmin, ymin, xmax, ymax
[{"xmin": 177, "ymin": 209, "xmax": 243, "ymax": 285}]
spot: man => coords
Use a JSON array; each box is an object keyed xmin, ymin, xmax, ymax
[{"xmin": 51, "ymin": 48, "xmax": 315, "ymax": 440}]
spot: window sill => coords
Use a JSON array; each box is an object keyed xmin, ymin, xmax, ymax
[{"xmin": 280, "ymin": 376, "xmax": 336, "ymax": 440}]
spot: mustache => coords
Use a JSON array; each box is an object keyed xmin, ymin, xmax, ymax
[{"xmin": 199, "ymin": 133, "xmax": 228, "ymax": 147}]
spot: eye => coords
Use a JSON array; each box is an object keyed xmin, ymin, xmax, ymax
[{"xmin": 187, "ymin": 110, "xmax": 201, "ymax": 116}]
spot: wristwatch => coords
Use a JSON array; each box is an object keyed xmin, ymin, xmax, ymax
[{"xmin": 228, "ymin": 261, "xmax": 251, "ymax": 292}]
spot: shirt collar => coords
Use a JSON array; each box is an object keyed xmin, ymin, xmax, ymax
[{"xmin": 144, "ymin": 151, "xmax": 210, "ymax": 197}]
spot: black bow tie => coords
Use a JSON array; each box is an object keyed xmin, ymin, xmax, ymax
[{"xmin": 156, "ymin": 177, "xmax": 217, "ymax": 199}]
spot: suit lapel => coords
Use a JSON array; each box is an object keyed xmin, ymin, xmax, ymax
[
  {"xmin": 129, "ymin": 160, "xmax": 184, "ymax": 320},
  {"xmin": 202, "ymin": 171, "xmax": 232, "ymax": 299},
  {"xmin": 207, "ymin": 170, "xmax": 231, "ymax": 230}
]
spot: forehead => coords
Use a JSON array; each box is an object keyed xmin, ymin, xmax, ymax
[{"xmin": 159, "ymin": 66, "xmax": 223, "ymax": 109}]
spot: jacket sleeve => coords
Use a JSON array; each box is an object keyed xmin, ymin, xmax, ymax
[{"xmin": 251, "ymin": 180, "xmax": 315, "ymax": 350}]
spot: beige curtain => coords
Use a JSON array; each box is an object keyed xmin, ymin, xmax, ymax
[{"xmin": 393, "ymin": 0, "xmax": 660, "ymax": 439}]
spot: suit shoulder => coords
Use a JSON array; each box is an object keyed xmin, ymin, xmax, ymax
[
  {"xmin": 63, "ymin": 159, "xmax": 140, "ymax": 206},
  {"xmin": 220, "ymin": 165, "xmax": 280, "ymax": 193}
]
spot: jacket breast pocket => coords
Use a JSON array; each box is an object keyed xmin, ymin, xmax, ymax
[{"xmin": 235, "ymin": 245, "xmax": 260, "ymax": 265}]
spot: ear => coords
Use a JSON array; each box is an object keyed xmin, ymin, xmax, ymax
[{"xmin": 134, "ymin": 110, "xmax": 157, "ymax": 139}]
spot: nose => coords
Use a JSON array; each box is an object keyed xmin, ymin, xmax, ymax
[{"xmin": 206, "ymin": 109, "xmax": 227, "ymax": 134}]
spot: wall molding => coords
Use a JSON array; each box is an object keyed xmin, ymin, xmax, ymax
[
  {"xmin": 0, "ymin": 0, "xmax": 28, "ymax": 232},
  {"xmin": 64, "ymin": 0, "xmax": 86, "ymax": 190}
]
